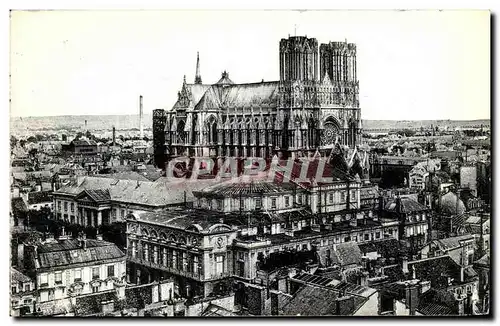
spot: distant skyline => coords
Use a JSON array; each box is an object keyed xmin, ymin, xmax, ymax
[{"xmin": 10, "ymin": 10, "xmax": 490, "ymax": 120}]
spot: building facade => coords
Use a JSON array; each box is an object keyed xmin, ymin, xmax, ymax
[{"xmin": 153, "ymin": 35, "xmax": 363, "ymax": 167}]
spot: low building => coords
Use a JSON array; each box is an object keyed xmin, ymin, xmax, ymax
[
  {"xmin": 21, "ymin": 235, "xmax": 126, "ymax": 316},
  {"xmin": 10, "ymin": 268, "xmax": 36, "ymax": 316},
  {"xmin": 51, "ymin": 176, "xmax": 213, "ymax": 226},
  {"xmin": 62, "ymin": 139, "xmax": 98, "ymax": 156}
]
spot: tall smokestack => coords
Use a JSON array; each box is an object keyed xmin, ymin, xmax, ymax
[
  {"xmin": 112, "ymin": 126, "xmax": 116, "ymax": 146},
  {"xmin": 139, "ymin": 95, "xmax": 144, "ymax": 139}
]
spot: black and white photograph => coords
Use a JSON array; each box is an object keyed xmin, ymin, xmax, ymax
[{"xmin": 8, "ymin": 9, "xmax": 491, "ymax": 317}]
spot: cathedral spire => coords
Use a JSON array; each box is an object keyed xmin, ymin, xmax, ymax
[{"xmin": 194, "ymin": 51, "xmax": 202, "ymax": 84}]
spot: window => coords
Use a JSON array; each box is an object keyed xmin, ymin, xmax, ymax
[
  {"xmin": 215, "ymin": 255, "xmax": 224, "ymax": 275},
  {"xmin": 57, "ymin": 201, "xmax": 61, "ymax": 211},
  {"xmin": 55, "ymin": 272, "xmax": 62, "ymax": 284},
  {"xmin": 217, "ymin": 199, "xmax": 222, "ymax": 210},
  {"xmin": 376, "ymin": 232, "xmax": 381, "ymax": 239},
  {"xmin": 40, "ymin": 274, "xmax": 48, "ymax": 286},
  {"xmin": 92, "ymin": 267, "xmax": 100, "ymax": 280},
  {"xmin": 24, "ymin": 283, "xmax": 31, "ymax": 292},
  {"xmin": 239, "ymin": 198, "xmax": 245, "ymax": 210},
  {"xmin": 70, "ymin": 203, "xmax": 74, "ymax": 213},
  {"xmin": 255, "ymin": 197, "xmax": 262, "ymax": 209},
  {"xmin": 121, "ymin": 210, "xmax": 125, "ymax": 218},
  {"xmin": 107, "ymin": 265, "xmax": 115, "ymax": 278},
  {"xmin": 271, "ymin": 198, "xmax": 277, "ymax": 209},
  {"xmin": 74, "ymin": 269, "xmax": 82, "ymax": 282},
  {"xmin": 329, "ymin": 193, "xmax": 334, "ymax": 203},
  {"xmin": 11, "ymin": 286, "xmax": 16, "ymax": 294},
  {"xmin": 92, "ymin": 284, "xmax": 99, "ymax": 293},
  {"xmin": 285, "ymin": 196, "xmax": 290, "ymax": 207},
  {"xmin": 64, "ymin": 202, "xmax": 68, "ymax": 211},
  {"xmin": 364, "ymin": 234, "xmax": 370, "ymax": 241},
  {"xmin": 297, "ymin": 195, "xmax": 302, "ymax": 204},
  {"xmin": 341, "ymin": 192, "xmax": 346, "ymax": 202},
  {"xmin": 131, "ymin": 241, "xmax": 137, "ymax": 258}
]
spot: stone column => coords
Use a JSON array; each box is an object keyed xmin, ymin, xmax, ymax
[{"xmin": 97, "ymin": 210, "xmax": 102, "ymax": 226}]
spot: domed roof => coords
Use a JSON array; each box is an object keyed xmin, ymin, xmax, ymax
[{"xmin": 437, "ymin": 191, "xmax": 466, "ymax": 216}]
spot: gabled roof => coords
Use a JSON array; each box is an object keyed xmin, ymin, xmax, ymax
[
  {"xmin": 11, "ymin": 267, "xmax": 32, "ymax": 283},
  {"xmin": 77, "ymin": 189, "xmax": 111, "ymax": 202}
]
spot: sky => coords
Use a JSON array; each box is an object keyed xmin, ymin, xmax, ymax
[{"xmin": 9, "ymin": 10, "xmax": 490, "ymax": 120}]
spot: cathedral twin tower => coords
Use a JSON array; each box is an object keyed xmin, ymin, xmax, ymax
[{"xmin": 153, "ymin": 35, "xmax": 362, "ymax": 169}]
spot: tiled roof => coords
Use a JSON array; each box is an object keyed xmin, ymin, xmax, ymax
[
  {"xmin": 199, "ymin": 176, "xmax": 293, "ymax": 196},
  {"xmin": 11, "ymin": 197, "xmax": 28, "ymax": 213},
  {"xmin": 384, "ymin": 197, "xmax": 428, "ymax": 213},
  {"xmin": 11, "ymin": 267, "xmax": 32, "ymax": 283},
  {"xmin": 433, "ymin": 235, "xmax": 475, "ymax": 251},
  {"xmin": 27, "ymin": 191, "xmax": 52, "ymax": 205},
  {"xmin": 79, "ymin": 189, "xmax": 111, "ymax": 202},
  {"xmin": 281, "ymin": 282, "xmax": 369, "ymax": 316},
  {"xmin": 36, "ymin": 239, "xmax": 125, "ymax": 269},
  {"xmin": 100, "ymin": 172, "xmax": 151, "ymax": 182},
  {"xmin": 474, "ymin": 254, "xmax": 489, "ymax": 267},
  {"xmin": 358, "ymin": 239, "xmax": 407, "ymax": 259},
  {"xmin": 55, "ymin": 176, "xmax": 214, "ymax": 207},
  {"xmin": 280, "ymin": 285, "xmax": 340, "ymax": 316},
  {"xmin": 335, "ymin": 242, "xmax": 362, "ymax": 266},
  {"xmin": 417, "ymin": 288, "xmax": 458, "ymax": 316},
  {"xmin": 409, "ymin": 256, "xmax": 470, "ymax": 288},
  {"xmin": 194, "ymin": 82, "xmax": 279, "ymax": 111},
  {"xmin": 74, "ymin": 290, "xmax": 118, "ymax": 316},
  {"xmin": 201, "ymin": 304, "xmax": 237, "ymax": 317},
  {"xmin": 130, "ymin": 209, "xmax": 233, "ymax": 233},
  {"xmin": 71, "ymin": 139, "xmax": 97, "ymax": 146}
]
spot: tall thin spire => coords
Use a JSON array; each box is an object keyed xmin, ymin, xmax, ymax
[{"xmin": 194, "ymin": 51, "xmax": 202, "ymax": 84}]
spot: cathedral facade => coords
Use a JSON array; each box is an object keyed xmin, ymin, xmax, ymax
[{"xmin": 153, "ymin": 36, "xmax": 362, "ymax": 168}]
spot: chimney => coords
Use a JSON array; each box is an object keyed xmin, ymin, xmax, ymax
[
  {"xmin": 159, "ymin": 280, "xmax": 170, "ymax": 302},
  {"xmin": 360, "ymin": 271, "xmax": 369, "ymax": 286},
  {"xmin": 401, "ymin": 256, "xmax": 409, "ymax": 275},
  {"xmin": 81, "ymin": 239, "xmax": 87, "ymax": 250},
  {"xmin": 58, "ymin": 226, "xmax": 70, "ymax": 241},
  {"xmin": 335, "ymin": 296, "xmax": 355, "ymax": 315},
  {"xmin": 404, "ymin": 282, "xmax": 419, "ymax": 316},
  {"xmin": 419, "ymin": 280, "xmax": 431, "ymax": 294},
  {"xmin": 139, "ymin": 95, "xmax": 144, "ymax": 139},
  {"xmin": 112, "ymin": 126, "xmax": 116, "ymax": 146},
  {"xmin": 101, "ymin": 300, "xmax": 115, "ymax": 314}
]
